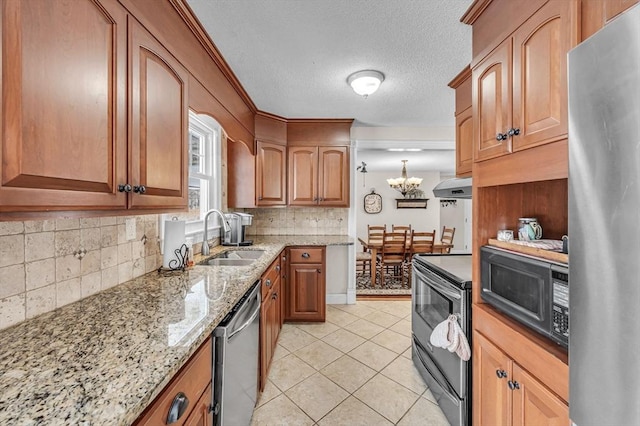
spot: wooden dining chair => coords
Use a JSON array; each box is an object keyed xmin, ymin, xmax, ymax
[
  {"xmin": 368, "ymin": 224, "xmax": 386, "ymax": 243},
  {"xmin": 356, "ymin": 239, "xmax": 372, "ymax": 277},
  {"xmin": 391, "ymin": 224, "xmax": 412, "ymax": 239},
  {"xmin": 404, "ymin": 230, "xmax": 436, "ymax": 285},
  {"xmin": 375, "ymin": 230, "xmax": 408, "ymax": 287},
  {"xmin": 439, "ymin": 226, "xmax": 456, "ymax": 253}
]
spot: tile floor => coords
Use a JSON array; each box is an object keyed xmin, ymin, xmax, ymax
[{"xmin": 251, "ymin": 300, "xmax": 450, "ymax": 425}]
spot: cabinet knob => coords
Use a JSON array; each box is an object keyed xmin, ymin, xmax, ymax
[
  {"xmin": 508, "ymin": 127, "xmax": 521, "ymax": 137},
  {"xmin": 319, "ymin": 198, "xmax": 324, "ymax": 201},
  {"xmin": 313, "ymin": 197, "xmax": 319, "ymax": 202},
  {"xmin": 495, "ymin": 369, "xmax": 507, "ymax": 379},
  {"xmin": 258, "ymin": 196, "xmax": 263, "ymax": 201},
  {"xmin": 507, "ymin": 380, "xmax": 520, "ymax": 390},
  {"xmin": 275, "ymin": 265, "xmax": 281, "ymax": 272},
  {"xmin": 133, "ymin": 185, "xmax": 146, "ymax": 194},
  {"xmin": 166, "ymin": 392, "xmax": 189, "ymax": 424},
  {"xmin": 265, "ymin": 279, "xmax": 271, "ymax": 287},
  {"xmin": 301, "ymin": 252, "xmax": 310, "ymax": 258},
  {"xmin": 317, "ymin": 269, "xmax": 321, "ymax": 273},
  {"xmin": 496, "ymin": 132, "xmax": 508, "ymax": 141},
  {"xmin": 272, "ymin": 292, "xmax": 278, "ymax": 300},
  {"xmin": 118, "ymin": 184, "xmax": 132, "ymax": 193}
]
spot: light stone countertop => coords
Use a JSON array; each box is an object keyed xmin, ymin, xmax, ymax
[{"xmin": 0, "ymin": 235, "xmax": 353, "ymax": 425}]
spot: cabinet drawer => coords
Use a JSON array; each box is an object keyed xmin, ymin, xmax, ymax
[
  {"xmin": 261, "ymin": 257, "xmax": 281, "ymax": 301},
  {"xmin": 288, "ymin": 248, "xmax": 324, "ymax": 264},
  {"xmin": 135, "ymin": 339, "xmax": 212, "ymax": 425}
]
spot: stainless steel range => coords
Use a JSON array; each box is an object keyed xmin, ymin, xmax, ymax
[{"xmin": 411, "ymin": 254, "xmax": 472, "ymax": 426}]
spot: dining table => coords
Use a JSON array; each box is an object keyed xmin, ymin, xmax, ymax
[{"xmin": 358, "ymin": 237, "xmax": 454, "ymax": 286}]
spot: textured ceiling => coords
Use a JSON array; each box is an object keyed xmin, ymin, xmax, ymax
[{"xmin": 186, "ymin": 0, "xmax": 473, "ymax": 128}]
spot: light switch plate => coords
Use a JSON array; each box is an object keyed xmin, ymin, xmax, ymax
[{"xmin": 125, "ymin": 218, "xmax": 136, "ymax": 241}]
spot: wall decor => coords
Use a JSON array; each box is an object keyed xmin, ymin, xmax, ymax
[
  {"xmin": 363, "ymin": 189, "xmax": 382, "ymax": 214},
  {"xmin": 396, "ymin": 198, "xmax": 429, "ymax": 209}
]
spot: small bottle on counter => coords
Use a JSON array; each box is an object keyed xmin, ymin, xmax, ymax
[{"xmin": 186, "ymin": 237, "xmax": 195, "ymax": 267}]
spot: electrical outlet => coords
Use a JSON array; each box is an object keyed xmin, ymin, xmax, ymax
[{"xmin": 125, "ymin": 218, "xmax": 136, "ymax": 241}]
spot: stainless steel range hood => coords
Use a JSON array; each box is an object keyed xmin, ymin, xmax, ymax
[{"xmin": 433, "ymin": 177, "xmax": 472, "ymax": 199}]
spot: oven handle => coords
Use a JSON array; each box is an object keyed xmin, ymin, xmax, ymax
[
  {"xmin": 414, "ymin": 339, "xmax": 460, "ymax": 401},
  {"xmin": 413, "ymin": 263, "xmax": 461, "ymax": 300}
]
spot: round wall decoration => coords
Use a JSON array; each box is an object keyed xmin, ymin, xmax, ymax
[{"xmin": 363, "ymin": 190, "xmax": 382, "ymax": 214}]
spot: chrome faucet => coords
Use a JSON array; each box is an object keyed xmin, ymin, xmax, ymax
[{"xmin": 201, "ymin": 209, "xmax": 231, "ymax": 256}]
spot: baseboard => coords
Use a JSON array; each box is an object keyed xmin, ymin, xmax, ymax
[{"xmin": 326, "ymin": 293, "xmax": 349, "ymax": 304}]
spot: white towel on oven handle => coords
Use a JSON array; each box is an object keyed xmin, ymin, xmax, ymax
[{"xmin": 429, "ymin": 314, "xmax": 471, "ymax": 361}]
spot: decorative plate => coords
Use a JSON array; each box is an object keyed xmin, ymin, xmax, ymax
[{"xmin": 364, "ymin": 190, "xmax": 382, "ymax": 214}]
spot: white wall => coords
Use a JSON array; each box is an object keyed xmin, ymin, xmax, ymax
[
  {"xmin": 355, "ymin": 170, "xmax": 442, "ymax": 243},
  {"xmin": 439, "ymin": 198, "xmax": 471, "ymax": 252}
]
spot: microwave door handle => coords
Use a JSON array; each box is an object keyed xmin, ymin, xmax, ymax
[{"xmin": 413, "ymin": 266, "xmax": 461, "ymax": 300}]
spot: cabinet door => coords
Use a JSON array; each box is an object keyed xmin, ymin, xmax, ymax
[
  {"xmin": 473, "ymin": 40, "xmax": 513, "ymax": 162},
  {"xmin": 456, "ymin": 107, "xmax": 473, "ymax": 177},
  {"xmin": 511, "ymin": 364, "xmax": 569, "ymax": 426},
  {"xmin": 259, "ymin": 288, "xmax": 276, "ymax": 391},
  {"xmin": 184, "ymin": 385, "xmax": 213, "ymax": 426},
  {"xmin": 318, "ymin": 146, "xmax": 349, "ymax": 206},
  {"xmin": 605, "ymin": 0, "xmax": 640, "ymax": 21},
  {"xmin": 279, "ymin": 251, "xmax": 287, "ymax": 328},
  {"xmin": 256, "ymin": 141, "xmax": 286, "ymax": 206},
  {"xmin": 288, "ymin": 146, "xmax": 317, "ymax": 205},
  {"xmin": 473, "ymin": 332, "xmax": 511, "ymax": 426},
  {"xmin": 287, "ymin": 263, "xmax": 325, "ymax": 321},
  {"xmin": 0, "ymin": 0, "xmax": 127, "ymax": 211},
  {"xmin": 129, "ymin": 17, "xmax": 189, "ymax": 209},
  {"xmin": 511, "ymin": 0, "xmax": 575, "ymax": 152}
]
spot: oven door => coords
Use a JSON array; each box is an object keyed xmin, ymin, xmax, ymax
[{"xmin": 411, "ymin": 260, "xmax": 467, "ymax": 398}]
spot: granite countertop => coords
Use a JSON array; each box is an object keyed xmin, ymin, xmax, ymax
[{"xmin": 0, "ymin": 236, "xmax": 353, "ymax": 425}]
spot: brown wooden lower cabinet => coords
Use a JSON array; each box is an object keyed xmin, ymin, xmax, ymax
[
  {"xmin": 285, "ymin": 247, "xmax": 326, "ymax": 322},
  {"xmin": 259, "ymin": 255, "xmax": 283, "ymax": 391},
  {"xmin": 473, "ymin": 331, "xmax": 569, "ymax": 426},
  {"xmin": 135, "ymin": 339, "xmax": 211, "ymax": 425}
]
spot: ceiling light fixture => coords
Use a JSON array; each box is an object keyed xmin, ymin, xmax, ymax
[
  {"xmin": 347, "ymin": 70, "xmax": 385, "ymax": 98},
  {"xmin": 387, "ymin": 160, "xmax": 423, "ymax": 198}
]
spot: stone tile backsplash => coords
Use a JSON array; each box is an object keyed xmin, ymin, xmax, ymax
[
  {"xmin": 247, "ymin": 208, "xmax": 348, "ymax": 236},
  {"xmin": 0, "ymin": 215, "xmax": 162, "ymax": 331}
]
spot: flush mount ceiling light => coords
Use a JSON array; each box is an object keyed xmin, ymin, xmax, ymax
[{"xmin": 347, "ymin": 70, "xmax": 385, "ymax": 98}]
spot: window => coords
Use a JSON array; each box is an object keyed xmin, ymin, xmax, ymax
[{"xmin": 161, "ymin": 111, "xmax": 222, "ymax": 242}]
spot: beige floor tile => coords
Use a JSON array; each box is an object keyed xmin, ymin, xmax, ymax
[
  {"xmin": 389, "ymin": 318, "xmax": 412, "ymax": 337},
  {"xmin": 402, "ymin": 347, "xmax": 412, "ymax": 359},
  {"xmin": 348, "ymin": 341, "xmax": 398, "ymax": 372},
  {"xmin": 381, "ymin": 356, "xmax": 428, "ymax": 394},
  {"xmin": 325, "ymin": 306, "xmax": 359, "ymax": 327},
  {"xmin": 272, "ymin": 344, "xmax": 290, "ymax": 362},
  {"xmin": 318, "ymin": 396, "xmax": 393, "ymax": 426},
  {"xmin": 330, "ymin": 303, "xmax": 376, "ymax": 318},
  {"xmin": 293, "ymin": 321, "xmax": 340, "ymax": 339},
  {"xmin": 321, "ymin": 355, "xmax": 376, "ymax": 393},
  {"xmin": 370, "ymin": 329, "xmax": 412, "ymax": 354},
  {"xmin": 277, "ymin": 325, "xmax": 318, "ymax": 352},
  {"xmin": 267, "ymin": 353, "xmax": 316, "ymax": 391},
  {"xmin": 363, "ymin": 310, "xmax": 403, "ymax": 328},
  {"xmin": 354, "ymin": 374, "xmax": 420, "ymax": 424},
  {"xmin": 397, "ymin": 397, "xmax": 450, "ymax": 426},
  {"xmin": 285, "ymin": 373, "xmax": 349, "ymax": 422},
  {"xmin": 251, "ymin": 394, "xmax": 314, "ymax": 426},
  {"xmin": 294, "ymin": 340, "xmax": 343, "ymax": 370},
  {"xmin": 378, "ymin": 300, "xmax": 412, "ymax": 318},
  {"xmin": 344, "ymin": 318, "xmax": 384, "ymax": 340},
  {"xmin": 257, "ymin": 380, "xmax": 281, "ymax": 407},
  {"xmin": 321, "ymin": 328, "xmax": 366, "ymax": 353},
  {"xmin": 422, "ymin": 388, "xmax": 437, "ymax": 404}
]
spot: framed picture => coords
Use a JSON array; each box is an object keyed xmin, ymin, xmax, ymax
[{"xmin": 396, "ymin": 198, "xmax": 429, "ymax": 209}]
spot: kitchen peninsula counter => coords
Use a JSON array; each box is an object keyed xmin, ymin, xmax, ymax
[{"xmin": 0, "ymin": 236, "xmax": 353, "ymax": 425}]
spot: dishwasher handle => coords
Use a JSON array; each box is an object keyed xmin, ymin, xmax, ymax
[{"xmin": 227, "ymin": 299, "xmax": 260, "ymax": 341}]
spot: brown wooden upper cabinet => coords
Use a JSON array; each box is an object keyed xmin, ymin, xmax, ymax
[
  {"xmin": 0, "ymin": 0, "xmax": 188, "ymax": 214},
  {"xmin": 582, "ymin": 0, "xmax": 640, "ymax": 40},
  {"xmin": 288, "ymin": 146, "xmax": 349, "ymax": 207},
  {"xmin": 472, "ymin": 0, "xmax": 577, "ymax": 162},
  {"xmin": 448, "ymin": 66, "xmax": 473, "ymax": 177},
  {"xmin": 256, "ymin": 141, "xmax": 286, "ymax": 206}
]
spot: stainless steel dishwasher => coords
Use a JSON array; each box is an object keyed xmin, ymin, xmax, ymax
[{"xmin": 212, "ymin": 281, "xmax": 261, "ymax": 426}]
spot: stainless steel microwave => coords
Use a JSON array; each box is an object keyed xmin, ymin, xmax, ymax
[{"xmin": 480, "ymin": 246, "xmax": 569, "ymax": 348}]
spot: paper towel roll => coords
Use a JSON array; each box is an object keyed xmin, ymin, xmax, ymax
[{"xmin": 163, "ymin": 219, "xmax": 186, "ymax": 268}]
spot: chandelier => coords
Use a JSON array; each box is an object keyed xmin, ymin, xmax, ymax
[{"xmin": 387, "ymin": 160, "xmax": 423, "ymax": 197}]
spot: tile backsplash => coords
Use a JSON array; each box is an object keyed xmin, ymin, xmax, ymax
[
  {"xmin": 0, "ymin": 215, "xmax": 162, "ymax": 331},
  {"xmin": 247, "ymin": 208, "xmax": 348, "ymax": 235}
]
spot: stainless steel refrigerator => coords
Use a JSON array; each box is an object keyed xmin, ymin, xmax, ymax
[{"xmin": 568, "ymin": 4, "xmax": 640, "ymax": 425}]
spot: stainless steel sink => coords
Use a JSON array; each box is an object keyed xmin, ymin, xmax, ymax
[{"xmin": 199, "ymin": 249, "xmax": 265, "ymax": 266}]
